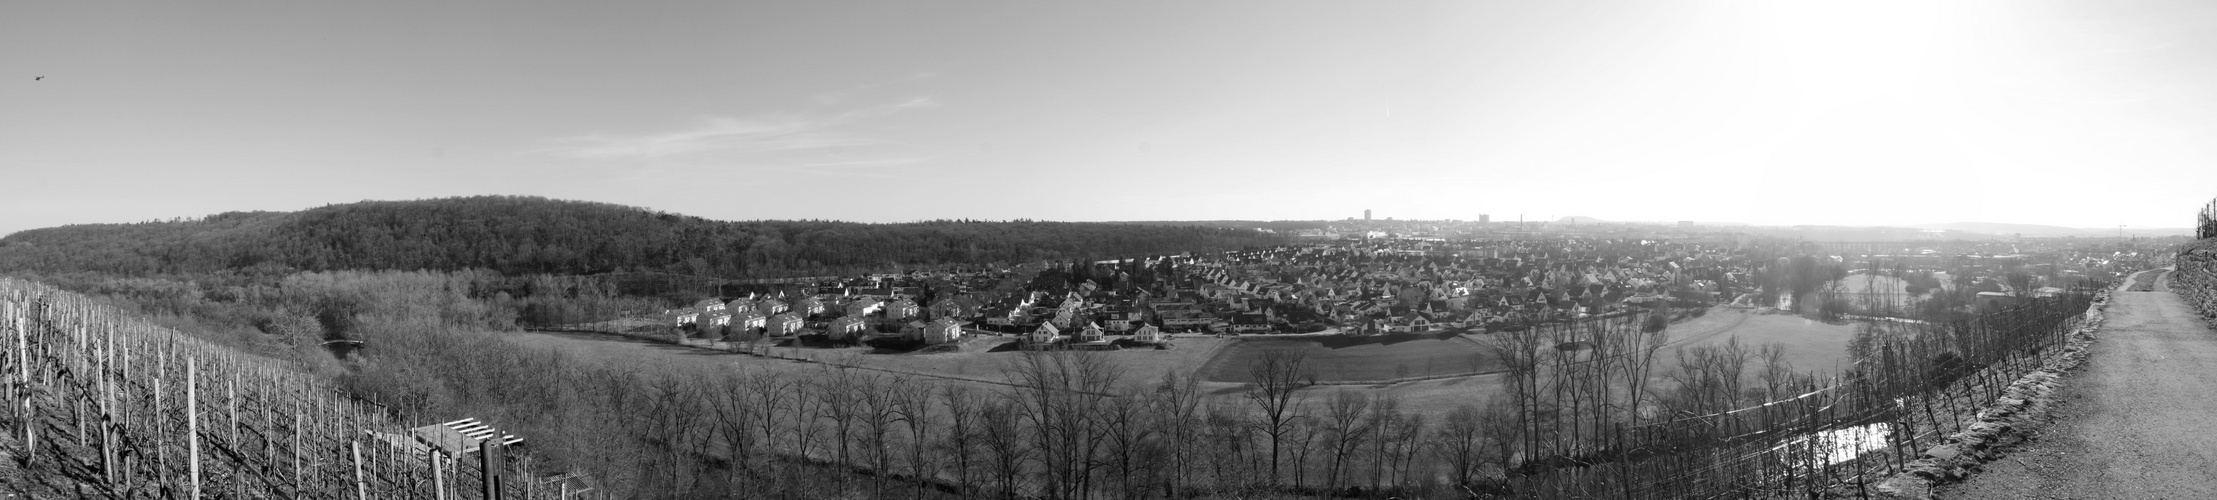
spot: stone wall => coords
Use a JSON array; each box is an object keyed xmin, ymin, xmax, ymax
[{"xmin": 2174, "ymin": 239, "xmax": 2217, "ymax": 325}]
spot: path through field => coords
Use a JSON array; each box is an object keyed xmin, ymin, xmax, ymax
[{"xmin": 1942, "ymin": 269, "xmax": 2217, "ymax": 499}]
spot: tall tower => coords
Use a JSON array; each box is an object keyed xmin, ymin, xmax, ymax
[{"xmin": 1364, "ymin": 209, "xmax": 1372, "ymax": 221}]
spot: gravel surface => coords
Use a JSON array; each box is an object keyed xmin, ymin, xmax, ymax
[{"xmin": 1941, "ymin": 269, "xmax": 2217, "ymax": 499}]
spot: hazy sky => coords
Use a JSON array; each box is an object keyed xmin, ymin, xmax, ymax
[{"xmin": 6, "ymin": 0, "xmax": 2215, "ymax": 236}]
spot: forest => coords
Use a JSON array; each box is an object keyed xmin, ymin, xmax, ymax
[{"xmin": 0, "ymin": 196, "xmax": 1287, "ymax": 278}]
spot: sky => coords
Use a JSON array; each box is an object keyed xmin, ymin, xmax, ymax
[{"xmin": 5, "ymin": 0, "xmax": 2216, "ymax": 236}]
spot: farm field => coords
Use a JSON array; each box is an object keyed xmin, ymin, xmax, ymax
[{"xmin": 1194, "ymin": 335, "xmax": 1502, "ymax": 384}]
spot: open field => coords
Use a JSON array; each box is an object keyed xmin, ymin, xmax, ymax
[
  {"xmin": 1662, "ymin": 307, "xmax": 1859, "ymax": 375},
  {"xmin": 1836, "ymin": 274, "xmax": 1921, "ymax": 311},
  {"xmin": 1194, "ymin": 334, "xmax": 1502, "ymax": 384},
  {"xmin": 506, "ymin": 329, "xmax": 1236, "ymax": 388}
]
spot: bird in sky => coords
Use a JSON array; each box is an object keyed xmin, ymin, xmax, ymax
[{"xmin": 33, "ymin": 76, "xmax": 41, "ymax": 81}]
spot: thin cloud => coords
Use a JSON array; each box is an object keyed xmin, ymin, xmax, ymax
[
  {"xmin": 542, "ymin": 98, "xmax": 937, "ymax": 160},
  {"xmin": 893, "ymin": 96, "xmax": 942, "ymax": 109},
  {"xmin": 798, "ymin": 157, "xmax": 928, "ymax": 169}
]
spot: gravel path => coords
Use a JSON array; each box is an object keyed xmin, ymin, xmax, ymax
[{"xmin": 1941, "ymin": 269, "xmax": 2217, "ymax": 499}]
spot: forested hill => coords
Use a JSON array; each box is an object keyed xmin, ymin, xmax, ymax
[{"xmin": 0, "ymin": 196, "xmax": 1287, "ymax": 277}]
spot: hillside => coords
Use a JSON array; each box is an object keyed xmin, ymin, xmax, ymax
[{"xmin": 0, "ymin": 196, "xmax": 1287, "ymax": 277}]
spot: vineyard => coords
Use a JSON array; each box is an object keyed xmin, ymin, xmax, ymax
[{"xmin": 0, "ymin": 278, "xmax": 582, "ymax": 499}]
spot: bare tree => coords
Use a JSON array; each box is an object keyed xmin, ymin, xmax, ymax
[
  {"xmin": 1244, "ymin": 349, "xmax": 1315, "ymax": 483},
  {"xmin": 1285, "ymin": 413, "xmax": 1324, "ymax": 490},
  {"xmin": 1147, "ymin": 370, "xmax": 1204, "ymax": 498},
  {"xmin": 818, "ymin": 367, "xmax": 864, "ymax": 490},
  {"xmin": 892, "ymin": 379, "xmax": 942, "ymax": 500},
  {"xmin": 1202, "ymin": 399, "xmax": 1256, "ymax": 493},
  {"xmin": 1098, "ymin": 383, "xmax": 1152, "ymax": 499},
  {"xmin": 1365, "ymin": 394, "xmax": 1401, "ymax": 491},
  {"xmin": 1320, "ymin": 390, "xmax": 1370, "ymax": 490},
  {"xmin": 709, "ymin": 370, "xmax": 758, "ymax": 486},
  {"xmin": 1005, "ymin": 349, "xmax": 1123, "ymax": 500},
  {"xmin": 1391, "ymin": 413, "xmax": 1427, "ymax": 491},
  {"xmin": 1488, "ymin": 324, "xmax": 1546, "ymax": 465},
  {"xmin": 1619, "ymin": 312, "xmax": 1670, "ymax": 427},
  {"xmin": 1436, "ymin": 404, "xmax": 1486, "ymax": 486},
  {"xmin": 745, "ymin": 370, "xmax": 793, "ymax": 463},
  {"xmin": 978, "ymin": 396, "xmax": 1032, "ymax": 500},
  {"xmin": 937, "ymin": 384, "xmax": 984, "ymax": 499},
  {"xmin": 858, "ymin": 374, "xmax": 902, "ymax": 498}
]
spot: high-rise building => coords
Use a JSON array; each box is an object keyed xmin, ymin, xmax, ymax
[
  {"xmin": 1479, "ymin": 214, "xmax": 1490, "ymax": 223},
  {"xmin": 1364, "ymin": 209, "xmax": 1371, "ymax": 220}
]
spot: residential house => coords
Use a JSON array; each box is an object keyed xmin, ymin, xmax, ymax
[
  {"xmin": 923, "ymin": 318, "xmax": 964, "ymax": 345},
  {"xmin": 701, "ymin": 309, "xmax": 734, "ymax": 327},
  {"xmin": 767, "ymin": 312, "xmax": 804, "ymax": 335},
  {"xmin": 758, "ymin": 299, "xmax": 790, "ymax": 315},
  {"xmin": 1131, "ymin": 324, "xmax": 1167, "ymax": 343},
  {"xmin": 884, "ymin": 299, "xmax": 919, "ymax": 320},
  {"xmin": 733, "ymin": 310, "xmax": 768, "ymax": 330},
  {"xmin": 1075, "ymin": 322, "xmax": 1106, "ymax": 343},
  {"xmin": 667, "ymin": 308, "xmax": 700, "ymax": 327},
  {"xmin": 1027, "ymin": 322, "xmax": 1063, "ymax": 345},
  {"xmin": 793, "ymin": 297, "xmax": 826, "ymax": 316},
  {"xmin": 828, "ymin": 316, "xmax": 868, "ymax": 340},
  {"xmin": 846, "ymin": 297, "xmax": 884, "ymax": 317}
]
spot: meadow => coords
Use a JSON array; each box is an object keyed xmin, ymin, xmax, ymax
[
  {"xmin": 1194, "ymin": 335, "xmax": 1502, "ymax": 384},
  {"xmin": 1658, "ymin": 307, "xmax": 1861, "ymax": 375}
]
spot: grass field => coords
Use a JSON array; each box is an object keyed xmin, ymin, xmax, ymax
[
  {"xmin": 1835, "ymin": 275, "xmax": 1921, "ymax": 311},
  {"xmin": 1194, "ymin": 335, "xmax": 1502, "ymax": 384},
  {"xmin": 506, "ymin": 329, "xmax": 1236, "ymax": 387},
  {"xmin": 1662, "ymin": 308, "xmax": 1859, "ymax": 375}
]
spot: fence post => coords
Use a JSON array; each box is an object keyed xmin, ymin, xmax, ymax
[{"xmin": 480, "ymin": 439, "xmax": 500, "ymax": 500}]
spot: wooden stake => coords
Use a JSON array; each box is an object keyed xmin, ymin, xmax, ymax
[
  {"xmin": 9, "ymin": 301, "xmax": 29, "ymax": 462},
  {"xmin": 352, "ymin": 440, "xmax": 368, "ymax": 500},
  {"xmin": 293, "ymin": 408, "xmax": 304, "ymax": 500},
  {"xmin": 188, "ymin": 357, "xmax": 202, "ymax": 500},
  {"xmin": 100, "ymin": 320, "xmax": 115, "ymax": 486},
  {"xmin": 432, "ymin": 449, "xmax": 448, "ymax": 500}
]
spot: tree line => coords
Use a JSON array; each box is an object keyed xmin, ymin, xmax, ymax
[{"xmin": 0, "ymin": 195, "xmax": 1287, "ymax": 278}]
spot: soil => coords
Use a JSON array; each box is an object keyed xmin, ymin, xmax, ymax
[{"xmin": 1940, "ymin": 269, "xmax": 2217, "ymax": 499}]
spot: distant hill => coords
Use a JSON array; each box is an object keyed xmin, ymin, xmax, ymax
[
  {"xmin": 1906, "ymin": 222, "xmax": 2195, "ymax": 238},
  {"xmin": 0, "ymin": 196, "xmax": 1287, "ymax": 277}
]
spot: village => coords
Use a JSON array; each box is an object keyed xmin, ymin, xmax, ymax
[{"xmin": 646, "ymin": 221, "xmax": 2165, "ymax": 357}]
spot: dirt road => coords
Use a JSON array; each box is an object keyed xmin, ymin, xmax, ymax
[{"xmin": 1942, "ymin": 269, "xmax": 2217, "ymax": 499}]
